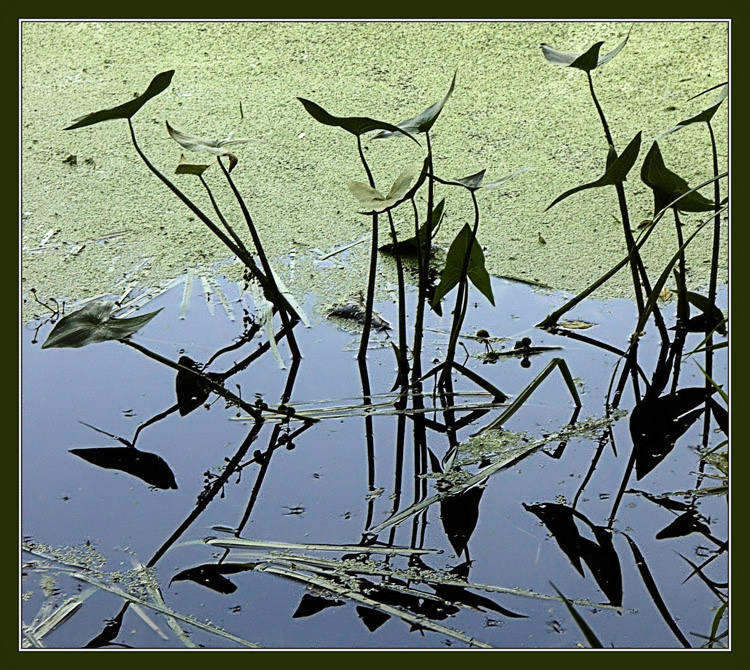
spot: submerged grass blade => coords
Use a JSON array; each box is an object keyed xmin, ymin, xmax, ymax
[
  {"xmin": 623, "ymin": 533, "xmax": 691, "ymax": 648},
  {"xmin": 179, "ymin": 270, "xmax": 194, "ymax": 320},
  {"xmin": 205, "ymin": 537, "xmax": 440, "ymax": 555},
  {"xmin": 549, "ymin": 582, "xmax": 603, "ymax": 648}
]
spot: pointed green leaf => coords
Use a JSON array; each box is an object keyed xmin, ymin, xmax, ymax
[
  {"xmin": 546, "ymin": 132, "xmax": 642, "ymax": 210},
  {"xmin": 446, "ymin": 167, "xmax": 532, "ymax": 192},
  {"xmin": 374, "ymin": 72, "xmax": 457, "ymax": 137},
  {"xmin": 432, "ymin": 224, "xmax": 494, "ymax": 307},
  {"xmin": 65, "ymin": 70, "xmax": 175, "ymax": 130},
  {"xmin": 549, "ymin": 583, "xmax": 603, "ymax": 648},
  {"xmin": 640, "ymin": 142, "xmax": 715, "ymax": 215},
  {"xmin": 166, "ymin": 121, "xmax": 248, "ymax": 156},
  {"xmin": 349, "ymin": 159, "xmax": 428, "ymax": 214},
  {"xmin": 297, "ymin": 97, "xmax": 419, "ymax": 144},
  {"xmin": 379, "ymin": 197, "xmax": 445, "ymax": 255},
  {"xmin": 541, "ymin": 28, "xmax": 631, "ymax": 72},
  {"xmin": 175, "ymin": 154, "xmax": 210, "ymax": 176},
  {"xmin": 42, "ymin": 301, "xmax": 162, "ymax": 349},
  {"xmin": 658, "ymin": 85, "xmax": 728, "ymax": 139}
]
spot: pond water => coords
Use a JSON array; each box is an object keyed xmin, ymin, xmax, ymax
[{"xmin": 21, "ymin": 273, "xmax": 728, "ymax": 649}]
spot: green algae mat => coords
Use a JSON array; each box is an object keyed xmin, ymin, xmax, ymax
[{"xmin": 21, "ymin": 21, "xmax": 728, "ymax": 321}]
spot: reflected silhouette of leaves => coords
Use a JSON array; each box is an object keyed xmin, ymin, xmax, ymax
[
  {"xmin": 523, "ymin": 503, "xmax": 622, "ymax": 606},
  {"xmin": 630, "ymin": 387, "xmax": 711, "ymax": 479},
  {"xmin": 655, "ymin": 511, "xmax": 712, "ymax": 541},
  {"xmin": 70, "ymin": 447, "xmax": 177, "ymax": 490},
  {"xmin": 170, "ymin": 563, "xmax": 254, "ymax": 594},
  {"xmin": 440, "ymin": 486, "xmax": 484, "ymax": 558},
  {"xmin": 292, "ymin": 593, "xmax": 345, "ymax": 618},
  {"xmin": 175, "ymin": 356, "xmax": 223, "ymax": 417},
  {"xmin": 356, "ymin": 605, "xmax": 390, "ymax": 632}
]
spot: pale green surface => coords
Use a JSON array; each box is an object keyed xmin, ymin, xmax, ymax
[{"xmin": 21, "ymin": 21, "xmax": 728, "ymax": 321}]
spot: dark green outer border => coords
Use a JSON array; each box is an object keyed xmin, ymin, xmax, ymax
[{"xmin": 10, "ymin": 4, "xmax": 741, "ymax": 666}]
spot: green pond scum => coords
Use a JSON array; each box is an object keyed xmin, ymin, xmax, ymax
[{"xmin": 21, "ymin": 21, "xmax": 728, "ymax": 321}]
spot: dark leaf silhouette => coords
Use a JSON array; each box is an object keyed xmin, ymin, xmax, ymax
[
  {"xmin": 42, "ymin": 301, "xmax": 162, "ymax": 349},
  {"xmin": 432, "ymin": 224, "xmax": 494, "ymax": 307},
  {"xmin": 297, "ymin": 97, "xmax": 418, "ymax": 144},
  {"xmin": 685, "ymin": 291, "xmax": 727, "ymax": 335},
  {"xmin": 524, "ymin": 503, "xmax": 622, "ymax": 605},
  {"xmin": 656, "ymin": 511, "xmax": 712, "ymax": 541},
  {"xmin": 710, "ymin": 398, "xmax": 728, "ymax": 435},
  {"xmin": 630, "ymin": 387, "xmax": 712, "ymax": 479},
  {"xmin": 640, "ymin": 141, "xmax": 715, "ymax": 215},
  {"xmin": 576, "ymin": 526, "xmax": 623, "ymax": 606},
  {"xmin": 523, "ymin": 503, "xmax": 584, "ymax": 575},
  {"xmin": 440, "ymin": 486, "xmax": 484, "ymax": 557},
  {"xmin": 445, "ymin": 167, "xmax": 531, "ymax": 192},
  {"xmin": 356, "ymin": 606, "xmax": 390, "ymax": 632},
  {"xmin": 659, "ymin": 85, "xmax": 727, "ymax": 138},
  {"xmin": 65, "ymin": 70, "xmax": 174, "ymax": 130},
  {"xmin": 546, "ymin": 132, "xmax": 642, "ymax": 210},
  {"xmin": 379, "ymin": 198, "xmax": 445, "ymax": 255},
  {"xmin": 175, "ymin": 356, "xmax": 223, "ymax": 417},
  {"xmin": 292, "ymin": 593, "xmax": 345, "ymax": 618},
  {"xmin": 433, "ymin": 584, "xmax": 526, "ymax": 618},
  {"xmin": 70, "ymin": 447, "xmax": 177, "ymax": 489},
  {"xmin": 541, "ymin": 28, "xmax": 630, "ymax": 72},
  {"xmin": 374, "ymin": 72, "xmax": 456, "ymax": 137},
  {"xmin": 170, "ymin": 563, "xmax": 253, "ymax": 594}
]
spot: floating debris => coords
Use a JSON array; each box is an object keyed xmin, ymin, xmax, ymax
[{"xmin": 328, "ymin": 294, "xmax": 391, "ymax": 332}]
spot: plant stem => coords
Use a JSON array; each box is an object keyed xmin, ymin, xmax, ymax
[
  {"xmin": 585, "ymin": 72, "xmax": 648, "ymax": 318},
  {"xmin": 441, "ymin": 187, "xmax": 480, "ymax": 388},
  {"xmin": 387, "ymin": 210, "xmax": 409, "ymax": 384},
  {"xmin": 356, "ymin": 135, "xmax": 379, "ymax": 362}
]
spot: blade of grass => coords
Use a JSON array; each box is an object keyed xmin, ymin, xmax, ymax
[{"xmin": 549, "ymin": 582, "xmax": 603, "ymax": 648}]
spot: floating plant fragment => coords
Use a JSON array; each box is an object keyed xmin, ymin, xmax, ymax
[
  {"xmin": 174, "ymin": 154, "xmax": 210, "ymax": 176},
  {"xmin": 65, "ymin": 70, "xmax": 174, "ymax": 129}
]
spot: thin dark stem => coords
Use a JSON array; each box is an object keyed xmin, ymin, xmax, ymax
[
  {"xmin": 126, "ymin": 119, "xmax": 246, "ymax": 264},
  {"xmin": 199, "ymin": 174, "xmax": 251, "ymax": 258},
  {"xmin": 216, "ymin": 158, "xmax": 301, "ymax": 359},
  {"xmin": 387, "ymin": 210, "xmax": 409, "ymax": 384},
  {"xmin": 585, "ymin": 73, "xmax": 647, "ymax": 319},
  {"xmin": 702, "ymin": 121, "xmax": 723, "ymax": 447},
  {"xmin": 356, "ymin": 135, "xmax": 379, "ymax": 362},
  {"xmin": 441, "ymin": 188, "xmax": 480, "ymax": 387}
]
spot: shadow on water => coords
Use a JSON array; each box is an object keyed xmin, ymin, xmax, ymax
[{"xmin": 21, "ymin": 273, "xmax": 727, "ymax": 649}]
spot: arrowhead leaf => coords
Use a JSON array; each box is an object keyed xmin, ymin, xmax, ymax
[
  {"xmin": 297, "ymin": 97, "xmax": 419, "ymax": 144},
  {"xmin": 657, "ymin": 85, "xmax": 728, "ymax": 139},
  {"xmin": 42, "ymin": 301, "xmax": 162, "ymax": 349},
  {"xmin": 546, "ymin": 132, "xmax": 642, "ymax": 210},
  {"xmin": 347, "ymin": 165, "xmax": 421, "ymax": 213},
  {"xmin": 374, "ymin": 71, "xmax": 457, "ymax": 137},
  {"xmin": 65, "ymin": 70, "xmax": 175, "ymax": 130},
  {"xmin": 166, "ymin": 121, "xmax": 248, "ymax": 155},
  {"xmin": 640, "ymin": 141, "xmax": 715, "ymax": 215},
  {"xmin": 175, "ymin": 154, "xmax": 210, "ymax": 176},
  {"xmin": 432, "ymin": 224, "xmax": 494, "ymax": 307},
  {"xmin": 541, "ymin": 28, "xmax": 631, "ymax": 72}
]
